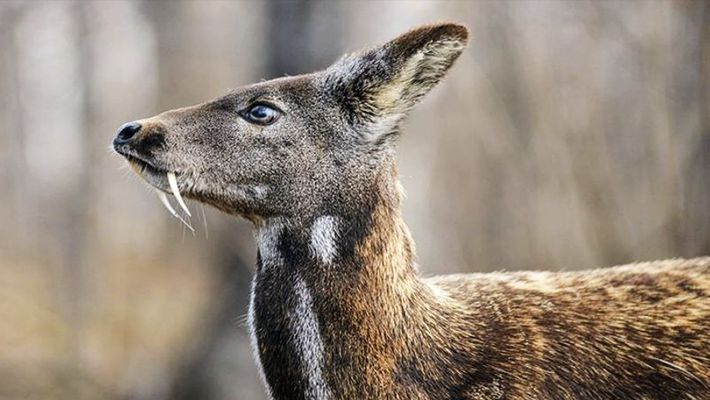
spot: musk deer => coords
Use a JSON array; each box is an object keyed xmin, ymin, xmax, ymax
[{"xmin": 113, "ymin": 23, "xmax": 710, "ymax": 399}]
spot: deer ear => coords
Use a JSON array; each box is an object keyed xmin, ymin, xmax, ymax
[{"xmin": 324, "ymin": 23, "xmax": 469, "ymax": 145}]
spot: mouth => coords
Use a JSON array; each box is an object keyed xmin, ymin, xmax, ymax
[
  {"xmin": 124, "ymin": 153, "xmax": 169, "ymax": 180},
  {"xmin": 117, "ymin": 150, "xmax": 195, "ymax": 232}
]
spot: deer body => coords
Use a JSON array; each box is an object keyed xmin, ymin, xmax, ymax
[{"xmin": 114, "ymin": 23, "xmax": 710, "ymax": 399}]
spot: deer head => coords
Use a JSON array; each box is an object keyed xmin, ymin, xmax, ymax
[{"xmin": 113, "ymin": 23, "xmax": 469, "ymax": 226}]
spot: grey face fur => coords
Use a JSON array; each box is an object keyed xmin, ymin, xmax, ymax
[{"xmin": 113, "ymin": 23, "xmax": 469, "ymax": 223}]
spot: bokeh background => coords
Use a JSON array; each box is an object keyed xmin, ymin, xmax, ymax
[{"xmin": 1, "ymin": 1, "xmax": 709, "ymax": 399}]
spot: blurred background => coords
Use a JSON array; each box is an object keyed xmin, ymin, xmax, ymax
[{"xmin": 1, "ymin": 1, "xmax": 708, "ymax": 399}]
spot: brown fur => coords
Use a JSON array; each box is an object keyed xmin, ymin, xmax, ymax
[{"xmin": 315, "ymin": 182, "xmax": 710, "ymax": 399}]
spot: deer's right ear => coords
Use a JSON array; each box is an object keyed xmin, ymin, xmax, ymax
[{"xmin": 322, "ymin": 23, "xmax": 469, "ymax": 146}]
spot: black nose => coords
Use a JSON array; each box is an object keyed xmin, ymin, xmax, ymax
[{"xmin": 114, "ymin": 121, "xmax": 142, "ymax": 145}]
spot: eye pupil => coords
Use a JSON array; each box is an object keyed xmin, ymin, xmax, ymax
[
  {"xmin": 243, "ymin": 104, "xmax": 280, "ymax": 125},
  {"xmin": 251, "ymin": 106, "xmax": 269, "ymax": 119}
]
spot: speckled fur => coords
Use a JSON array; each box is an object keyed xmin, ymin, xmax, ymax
[{"xmin": 115, "ymin": 23, "xmax": 710, "ymax": 399}]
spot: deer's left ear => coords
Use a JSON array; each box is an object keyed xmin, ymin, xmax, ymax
[{"xmin": 323, "ymin": 23, "xmax": 469, "ymax": 145}]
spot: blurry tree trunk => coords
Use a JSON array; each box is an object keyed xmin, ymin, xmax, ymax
[
  {"xmin": 266, "ymin": 0, "xmax": 345, "ymax": 77},
  {"xmin": 61, "ymin": 3, "xmax": 99, "ymax": 398},
  {"xmin": 685, "ymin": 1, "xmax": 710, "ymax": 255},
  {"xmin": 0, "ymin": 3, "xmax": 30, "ymax": 251}
]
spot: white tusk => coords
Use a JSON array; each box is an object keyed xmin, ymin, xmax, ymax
[
  {"xmin": 156, "ymin": 188, "xmax": 195, "ymax": 233},
  {"xmin": 167, "ymin": 171, "xmax": 191, "ymax": 217},
  {"xmin": 156, "ymin": 190, "xmax": 178, "ymax": 217}
]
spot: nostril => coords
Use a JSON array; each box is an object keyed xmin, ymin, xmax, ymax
[{"xmin": 114, "ymin": 121, "xmax": 142, "ymax": 144}]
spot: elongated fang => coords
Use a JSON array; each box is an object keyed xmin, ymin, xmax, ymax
[
  {"xmin": 156, "ymin": 190, "xmax": 178, "ymax": 217},
  {"xmin": 167, "ymin": 171, "xmax": 191, "ymax": 217},
  {"xmin": 155, "ymin": 188, "xmax": 195, "ymax": 234}
]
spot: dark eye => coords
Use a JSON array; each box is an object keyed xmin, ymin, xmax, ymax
[{"xmin": 241, "ymin": 103, "xmax": 281, "ymax": 125}]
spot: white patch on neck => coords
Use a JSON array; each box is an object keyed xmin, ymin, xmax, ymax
[
  {"xmin": 291, "ymin": 275, "xmax": 331, "ymax": 399},
  {"xmin": 255, "ymin": 218, "xmax": 284, "ymax": 268},
  {"xmin": 251, "ymin": 185, "xmax": 268, "ymax": 199},
  {"xmin": 247, "ymin": 280, "xmax": 273, "ymax": 399},
  {"xmin": 309, "ymin": 216, "xmax": 339, "ymax": 265}
]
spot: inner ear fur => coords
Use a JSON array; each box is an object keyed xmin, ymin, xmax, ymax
[
  {"xmin": 383, "ymin": 23, "xmax": 469, "ymax": 107},
  {"xmin": 325, "ymin": 23, "xmax": 469, "ymax": 144}
]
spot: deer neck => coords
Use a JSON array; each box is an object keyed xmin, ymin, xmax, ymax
[
  {"xmin": 253, "ymin": 163, "xmax": 418, "ymax": 288},
  {"xmin": 249, "ymin": 172, "xmax": 435, "ymax": 398}
]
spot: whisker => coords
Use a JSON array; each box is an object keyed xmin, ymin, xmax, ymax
[
  {"xmin": 176, "ymin": 213, "xmax": 195, "ymax": 235},
  {"xmin": 235, "ymin": 312, "xmax": 250, "ymax": 327},
  {"xmin": 200, "ymin": 204, "xmax": 209, "ymax": 240},
  {"xmin": 184, "ymin": 210, "xmax": 196, "ymax": 237}
]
